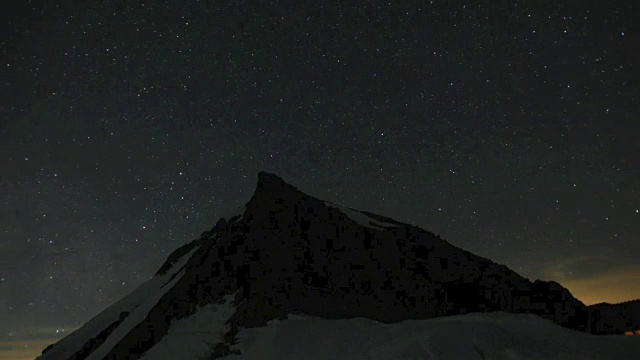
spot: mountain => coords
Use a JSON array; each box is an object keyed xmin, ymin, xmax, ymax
[
  {"xmin": 37, "ymin": 172, "xmax": 640, "ymax": 359},
  {"xmin": 589, "ymin": 299, "xmax": 640, "ymax": 335}
]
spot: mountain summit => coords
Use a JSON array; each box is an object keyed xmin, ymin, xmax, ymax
[{"xmin": 38, "ymin": 172, "xmax": 640, "ymax": 359}]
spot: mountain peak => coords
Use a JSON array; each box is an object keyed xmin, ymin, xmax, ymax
[
  {"xmin": 253, "ymin": 171, "xmax": 299, "ymax": 197},
  {"xmin": 37, "ymin": 172, "xmax": 640, "ymax": 360},
  {"xmin": 257, "ymin": 170, "xmax": 286, "ymax": 185},
  {"xmin": 245, "ymin": 171, "xmax": 307, "ymax": 216}
]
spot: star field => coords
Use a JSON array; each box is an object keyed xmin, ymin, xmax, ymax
[{"xmin": 1, "ymin": 1, "xmax": 639, "ymax": 359}]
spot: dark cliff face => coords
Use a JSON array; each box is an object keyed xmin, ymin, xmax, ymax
[
  {"xmin": 39, "ymin": 172, "xmax": 637, "ymax": 359},
  {"xmin": 222, "ymin": 172, "xmax": 591, "ymax": 332}
]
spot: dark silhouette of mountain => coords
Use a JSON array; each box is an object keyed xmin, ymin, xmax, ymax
[
  {"xmin": 589, "ymin": 299, "xmax": 640, "ymax": 335},
  {"xmin": 38, "ymin": 172, "xmax": 640, "ymax": 360}
]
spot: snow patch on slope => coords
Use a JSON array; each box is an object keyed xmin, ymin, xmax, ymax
[
  {"xmin": 87, "ymin": 271, "xmax": 186, "ymax": 359},
  {"xmin": 324, "ymin": 202, "xmax": 398, "ymax": 230},
  {"xmin": 87, "ymin": 245, "xmax": 200, "ymax": 359},
  {"xmin": 231, "ymin": 206, "xmax": 246, "ymax": 223},
  {"xmin": 37, "ymin": 245, "xmax": 201, "ymax": 360},
  {"xmin": 221, "ymin": 312, "xmax": 640, "ymax": 360},
  {"xmin": 140, "ymin": 293, "xmax": 237, "ymax": 360}
]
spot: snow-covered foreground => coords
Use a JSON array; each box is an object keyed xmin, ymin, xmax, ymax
[
  {"xmin": 140, "ymin": 294, "xmax": 237, "ymax": 360},
  {"xmin": 218, "ymin": 312, "xmax": 640, "ymax": 360}
]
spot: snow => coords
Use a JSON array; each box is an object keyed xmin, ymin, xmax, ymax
[
  {"xmin": 232, "ymin": 206, "xmax": 246, "ymax": 223},
  {"xmin": 87, "ymin": 270, "xmax": 186, "ymax": 359},
  {"xmin": 140, "ymin": 293, "xmax": 237, "ymax": 360},
  {"xmin": 219, "ymin": 312, "xmax": 640, "ymax": 360},
  {"xmin": 324, "ymin": 202, "xmax": 398, "ymax": 230},
  {"xmin": 37, "ymin": 245, "xmax": 201, "ymax": 360},
  {"xmin": 222, "ymin": 205, "xmax": 246, "ymax": 224}
]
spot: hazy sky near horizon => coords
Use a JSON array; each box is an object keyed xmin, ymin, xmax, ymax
[{"xmin": 2, "ymin": 1, "xmax": 639, "ymax": 359}]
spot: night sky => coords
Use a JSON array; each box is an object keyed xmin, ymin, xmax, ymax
[{"xmin": 1, "ymin": 1, "xmax": 639, "ymax": 359}]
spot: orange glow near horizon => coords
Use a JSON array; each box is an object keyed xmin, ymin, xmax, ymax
[
  {"xmin": 0, "ymin": 325, "xmax": 78, "ymax": 360},
  {"xmin": 0, "ymin": 338, "xmax": 60, "ymax": 360},
  {"xmin": 542, "ymin": 261, "xmax": 640, "ymax": 306}
]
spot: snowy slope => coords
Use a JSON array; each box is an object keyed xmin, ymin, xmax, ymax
[
  {"xmin": 98, "ymin": 310, "xmax": 640, "ymax": 359},
  {"xmin": 324, "ymin": 202, "xmax": 398, "ymax": 230},
  {"xmin": 37, "ymin": 245, "xmax": 201, "ymax": 360},
  {"xmin": 232, "ymin": 206, "xmax": 246, "ymax": 222},
  {"xmin": 140, "ymin": 293, "xmax": 237, "ymax": 360},
  {"xmin": 213, "ymin": 312, "xmax": 640, "ymax": 360}
]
